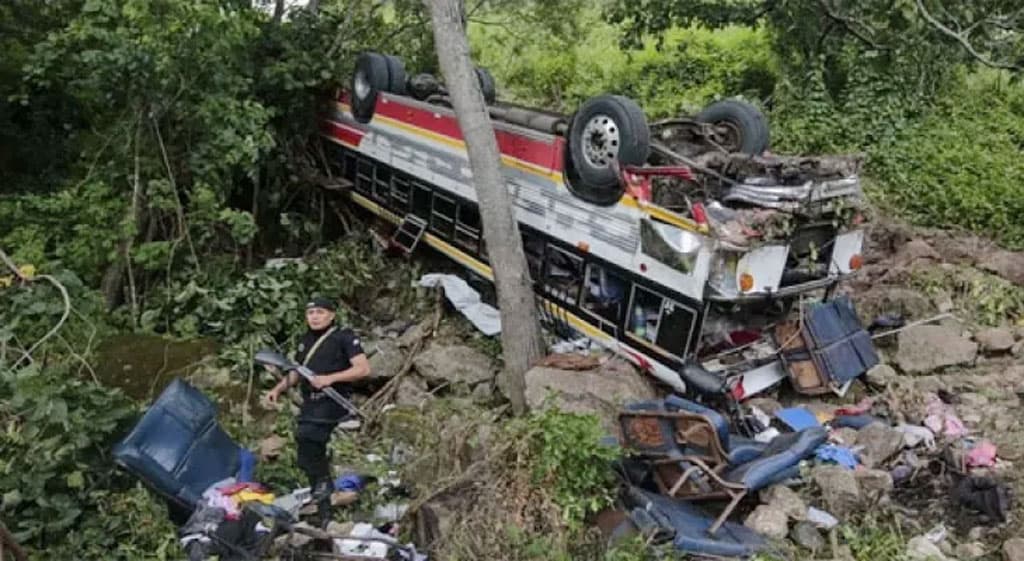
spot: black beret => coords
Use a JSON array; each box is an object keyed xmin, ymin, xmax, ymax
[{"xmin": 306, "ymin": 296, "xmax": 336, "ymax": 311}]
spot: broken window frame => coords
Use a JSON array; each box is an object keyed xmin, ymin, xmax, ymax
[
  {"xmin": 543, "ymin": 244, "xmax": 584, "ymax": 306},
  {"xmin": 581, "ymin": 262, "xmax": 627, "ymax": 336},
  {"xmin": 625, "ymin": 283, "xmax": 698, "ymax": 360}
]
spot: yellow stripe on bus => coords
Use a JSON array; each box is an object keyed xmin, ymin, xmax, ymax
[{"xmin": 349, "ymin": 191, "xmax": 611, "ymax": 343}]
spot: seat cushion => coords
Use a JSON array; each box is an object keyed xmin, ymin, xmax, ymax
[
  {"xmin": 726, "ymin": 436, "xmax": 768, "ymax": 465},
  {"xmin": 113, "ymin": 379, "xmax": 243, "ymax": 509},
  {"xmin": 723, "ymin": 427, "xmax": 827, "ymax": 491},
  {"xmin": 627, "ymin": 488, "xmax": 767, "ymax": 557}
]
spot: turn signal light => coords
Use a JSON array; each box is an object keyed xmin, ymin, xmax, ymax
[
  {"xmin": 849, "ymin": 254, "xmax": 864, "ymax": 270},
  {"xmin": 739, "ymin": 273, "xmax": 754, "ymax": 292}
]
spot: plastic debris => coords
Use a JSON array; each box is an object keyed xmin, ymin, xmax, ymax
[
  {"xmin": 965, "ymin": 440, "xmax": 997, "ymax": 468},
  {"xmin": 419, "ymin": 273, "xmax": 500, "ymax": 335},
  {"xmin": 334, "ymin": 473, "xmax": 365, "ymax": 492},
  {"xmin": 953, "ymin": 475, "xmax": 1010, "ymax": 522},
  {"xmin": 754, "ymin": 427, "xmax": 781, "ymax": 443},
  {"xmin": 832, "ymin": 414, "xmax": 882, "ymax": 429},
  {"xmin": 373, "ymin": 502, "xmax": 409, "ymax": 523},
  {"xmin": 776, "ymin": 407, "xmax": 820, "ymax": 431},
  {"xmin": 925, "ymin": 524, "xmax": 947, "ymax": 544},
  {"xmin": 815, "ymin": 444, "xmax": 859, "ymax": 469},
  {"xmin": 807, "ymin": 507, "xmax": 839, "ymax": 529}
]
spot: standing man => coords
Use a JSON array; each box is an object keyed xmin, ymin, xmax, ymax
[{"xmin": 264, "ymin": 296, "xmax": 370, "ymax": 525}]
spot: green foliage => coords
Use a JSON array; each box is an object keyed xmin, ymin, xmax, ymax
[
  {"xmin": 0, "ymin": 363, "xmax": 137, "ymax": 548},
  {"xmin": 910, "ymin": 264, "xmax": 1024, "ymax": 326},
  {"xmin": 841, "ymin": 522, "xmax": 907, "ymax": 561},
  {"xmin": 868, "ymin": 74, "xmax": 1024, "ymax": 249},
  {"xmin": 514, "ymin": 408, "xmax": 620, "ymax": 527}
]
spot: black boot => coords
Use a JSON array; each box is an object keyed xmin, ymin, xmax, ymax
[{"xmin": 313, "ymin": 478, "xmax": 333, "ymax": 529}]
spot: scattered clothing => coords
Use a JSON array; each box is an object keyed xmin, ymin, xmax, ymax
[
  {"xmin": 835, "ymin": 397, "xmax": 874, "ymax": 416},
  {"xmin": 237, "ymin": 448, "xmax": 257, "ymax": 482},
  {"xmin": 776, "ymin": 407, "xmax": 820, "ymax": 431},
  {"xmin": 334, "ymin": 473, "xmax": 366, "ymax": 492},
  {"xmin": 832, "ymin": 414, "xmax": 882, "ymax": 429},
  {"xmin": 953, "ymin": 475, "xmax": 1010, "ymax": 522},
  {"xmin": 815, "ymin": 444, "xmax": 859, "ymax": 469},
  {"xmin": 235, "ymin": 490, "xmax": 275, "ymax": 505},
  {"xmin": 923, "ymin": 394, "xmax": 968, "ymax": 438},
  {"xmin": 896, "ymin": 424, "xmax": 936, "ymax": 450},
  {"xmin": 965, "ymin": 440, "xmax": 997, "ymax": 468}
]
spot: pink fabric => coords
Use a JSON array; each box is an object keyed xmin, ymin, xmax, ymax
[
  {"xmin": 923, "ymin": 394, "xmax": 968, "ymax": 438},
  {"xmin": 965, "ymin": 440, "xmax": 997, "ymax": 468},
  {"xmin": 835, "ymin": 397, "xmax": 874, "ymax": 416}
]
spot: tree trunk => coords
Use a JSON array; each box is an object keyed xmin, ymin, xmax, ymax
[
  {"xmin": 272, "ymin": 0, "xmax": 285, "ymax": 23},
  {"xmin": 425, "ymin": 0, "xmax": 544, "ymax": 415}
]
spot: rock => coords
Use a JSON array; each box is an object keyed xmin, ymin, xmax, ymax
[
  {"xmin": 394, "ymin": 374, "xmax": 431, "ymax": 407},
  {"xmin": 856, "ymin": 422, "xmax": 905, "ymax": 466},
  {"xmin": 523, "ymin": 359, "xmax": 655, "ymax": 434},
  {"xmin": 907, "ymin": 536, "xmax": 948, "ymax": 561},
  {"xmin": 833, "ymin": 427, "xmax": 859, "ymax": 446},
  {"xmin": 367, "ymin": 340, "xmax": 406, "ymax": 381},
  {"xmin": 895, "ymin": 239, "xmax": 941, "ymax": 266},
  {"xmin": 415, "ymin": 492, "xmax": 467, "ymax": 547},
  {"xmin": 326, "ymin": 520, "xmax": 354, "ymax": 535},
  {"xmin": 790, "ymin": 521, "xmax": 825, "ymax": 552},
  {"xmin": 957, "ymin": 392, "xmax": 990, "ymax": 409},
  {"xmin": 397, "ymin": 320, "xmax": 430, "ymax": 348},
  {"xmin": 857, "ymin": 288, "xmax": 935, "ymax": 322},
  {"xmin": 1004, "ymin": 538, "xmax": 1024, "ymax": 561},
  {"xmin": 954, "ymin": 542, "xmax": 986, "ymax": 559},
  {"xmin": 760, "ymin": 485, "xmax": 807, "ymax": 521},
  {"xmin": 854, "ymin": 468, "xmax": 894, "ymax": 498},
  {"xmin": 414, "ymin": 344, "xmax": 495, "ymax": 387},
  {"xmin": 895, "ymin": 325, "xmax": 978, "ymax": 374},
  {"xmin": 865, "ymin": 363, "xmax": 899, "ymax": 386},
  {"xmin": 811, "ymin": 466, "xmax": 860, "ymax": 518},
  {"xmin": 980, "ymin": 250, "xmax": 1024, "ymax": 285},
  {"xmin": 975, "ymin": 328, "xmax": 1015, "ymax": 353},
  {"xmin": 470, "ymin": 382, "xmax": 493, "ymax": 405},
  {"xmin": 744, "ymin": 505, "xmax": 789, "ymax": 539},
  {"xmin": 258, "ymin": 435, "xmax": 286, "ymax": 460},
  {"xmin": 1014, "ymin": 341, "xmax": 1024, "ymax": 359}
]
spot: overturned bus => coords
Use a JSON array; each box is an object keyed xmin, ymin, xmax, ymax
[{"xmin": 319, "ymin": 52, "xmax": 876, "ymax": 400}]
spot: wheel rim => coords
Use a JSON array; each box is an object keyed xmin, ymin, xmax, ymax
[
  {"xmin": 581, "ymin": 114, "xmax": 620, "ymax": 169},
  {"xmin": 354, "ymin": 70, "xmax": 371, "ymax": 100},
  {"xmin": 711, "ymin": 120, "xmax": 743, "ymax": 152}
]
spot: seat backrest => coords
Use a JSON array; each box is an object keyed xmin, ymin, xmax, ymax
[
  {"xmin": 664, "ymin": 395, "xmax": 730, "ymax": 450},
  {"xmin": 113, "ymin": 379, "xmax": 242, "ymax": 510}
]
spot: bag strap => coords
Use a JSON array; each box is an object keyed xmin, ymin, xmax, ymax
[{"xmin": 301, "ymin": 326, "xmax": 338, "ymax": 367}]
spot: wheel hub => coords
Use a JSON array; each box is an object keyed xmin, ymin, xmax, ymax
[
  {"xmin": 354, "ymin": 70, "xmax": 371, "ymax": 100},
  {"xmin": 581, "ymin": 114, "xmax": 620, "ymax": 169}
]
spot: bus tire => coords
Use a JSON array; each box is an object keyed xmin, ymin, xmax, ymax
[
  {"xmin": 351, "ymin": 52, "xmax": 390, "ymax": 123},
  {"xmin": 475, "ymin": 67, "xmax": 496, "ymax": 104},
  {"xmin": 695, "ymin": 99, "xmax": 769, "ymax": 155},
  {"xmin": 568, "ymin": 94, "xmax": 650, "ymax": 191},
  {"xmin": 383, "ymin": 54, "xmax": 407, "ymax": 96}
]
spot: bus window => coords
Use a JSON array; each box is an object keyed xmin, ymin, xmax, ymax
[
  {"xmin": 640, "ymin": 218, "xmax": 703, "ymax": 274},
  {"xmin": 372, "ymin": 165, "xmax": 391, "ymax": 203},
  {"xmin": 455, "ymin": 204, "xmax": 481, "ymax": 253},
  {"xmin": 391, "ymin": 174, "xmax": 411, "ymax": 213},
  {"xmin": 355, "ymin": 158, "xmax": 374, "ymax": 196},
  {"xmin": 522, "ymin": 231, "xmax": 544, "ymax": 282},
  {"xmin": 544, "ymin": 246, "xmax": 583, "ymax": 304},
  {"xmin": 582, "ymin": 263, "xmax": 626, "ymax": 326},
  {"xmin": 627, "ymin": 285, "xmax": 693, "ymax": 359},
  {"xmin": 431, "ymin": 192, "xmax": 456, "ymax": 239},
  {"xmin": 411, "ymin": 181, "xmax": 431, "ymax": 220}
]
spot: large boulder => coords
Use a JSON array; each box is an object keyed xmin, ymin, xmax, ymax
[
  {"xmin": 980, "ymin": 250, "xmax": 1024, "ymax": 285},
  {"xmin": 811, "ymin": 466, "xmax": 860, "ymax": 519},
  {"xmin": 895, "ymin": 325, "xmax": 978, "ymax": 374},
  {"xmin": 975, "ymin": 328, "xmax": 1015, "ymax": 354},
  {"xmin": 367, "ymin": 340, "xmax": 407, "ymax": 382},
  {"xmin": 856, "ymin": 288, "xmax": 935, "ymax": 322},
  {"xmin": 744, "ymin": 505, "xmax": 789, "ymax": 540},
  {"xmin": 522, "ymin": 358, "xmax": 656, "ymax": 434},
  {"xmin": 414, "ymin": 344, "xmax": 496, "ymax": 388},
  {"xmin": 856, "ymin": 423, "xmax": 905, "ymax": 467},
  {"xmin": 760, "ymin": 485, "xmax": 807, "ymax": 521},
  {"xmin": 1004, "ymin": 538, "xmax": 1024, "ymax": 561}
]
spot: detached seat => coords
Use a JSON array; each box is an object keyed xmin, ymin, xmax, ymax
[
  {"xmin": 619, "ymin": 396, "xmax": 827, "ymax": 536},
  {"xmin": 113, "ymin": 379, "xmax": 247, "ymax": 515}
]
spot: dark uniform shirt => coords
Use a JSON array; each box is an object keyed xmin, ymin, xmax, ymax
[{"xmin": 294, "ymin": 325, "xmax": 365, "ymax": 400}]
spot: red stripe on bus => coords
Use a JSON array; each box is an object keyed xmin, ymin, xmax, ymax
[
  {"xmin": 322, "ymin": 120, "xmax": 364, "ymax": 147},
  {"xmin": 373, "ymin": 96, "xmax": 563, "ymax": 173}
]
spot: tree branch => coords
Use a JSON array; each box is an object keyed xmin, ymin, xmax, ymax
[
  {"xmin": 818, "ymin": 0, "xmax": 888, "ymax": 50},
  {"xmin": 915, "ymin": 0, "xmax": 1022, "ymax": 71}
]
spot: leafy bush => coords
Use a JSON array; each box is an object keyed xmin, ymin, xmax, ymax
[
  {"xmin": 516, "ymin": 408, "xmax": 620, "ymax": 527},
  {"xmin": 0, "ymin": 363, "xmax": 136, "ymax": 549}
]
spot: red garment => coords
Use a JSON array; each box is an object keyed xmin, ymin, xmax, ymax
[{"xmin": 218, "ymin": 481, "xmax": 267, "ymax": 496}]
